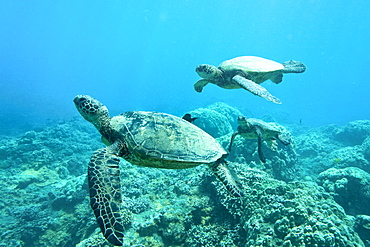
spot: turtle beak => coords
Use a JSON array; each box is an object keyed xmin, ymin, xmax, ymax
[
  {"xmin": 196, "ymin": 64, "xmax": 212, "ymax": 77},
  {"xmin": 237, "ymin": 116, "xmax": 246, "ymax": 124},
  {"xmin": 196, "ymin": 65, "xmax": 207, "ymax": 73},
  {"xmin": 73, "ymin": 95, "xmax": 87, "ymax": 108},
  {"xmin": 73, "ymin": 95, "xmax": 99, "ymax": 116}
]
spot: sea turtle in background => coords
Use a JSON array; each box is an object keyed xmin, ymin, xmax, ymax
[
  {"xmin": 195, "ymin": 56, "xmax": 306, "ymax": 104},
  {"xmin": 229, "ymin": 116, "xmax": 291, "ymax": 163},
  {"xmin": 73, "ymin": 95, "xmax": 243, "ymax": 246}
]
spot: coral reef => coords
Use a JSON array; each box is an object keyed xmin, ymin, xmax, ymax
[
  {"xmin": 315, "ymin": 146, "xmax": 368, "ymax": 174},
  {"xmin": 189, "ymin": 102, "xmax": 243, "ymax": 138},
  {"xmin": 355, "ymin": 215, "xmax": 370, "ymax": 247},
  {"xmin": 317, "ymin": 167, "xmax": 370, "ymax": 215},
  {"xmin": 0, "ymin": 118, "xmax": 98, "ymax": 246},
  {"xmin": 214, "ymin": 166, "xmax": 364, "ymax": 246},
  {"xmin": 333, "ymin": 120, "xmax": 370, "ymax": 146},
  {"xmin": 1, "ymin": 103, "xmax": 369, "ymax": 246},
  {"xmin": 317, "ymin": 167, "xmax": 370, "ymax": 244},
  {"xmin": 294, "ymin": 122, "xmax": 370, "ymax": 179},
  {"xmin": 362, "ymin": 136, "xmax": 370, "ymax": 163}
]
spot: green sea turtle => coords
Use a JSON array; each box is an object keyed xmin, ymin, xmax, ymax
[
  {"xmin": 73, "ymin": 95, "xmax": 243, "ymax": 246},
  {"xmin": 228, "ymin": 116, "xmax": 291, "ymax": 163},
  {"xmin": 195, "ymin": 56, "xmax": 306, "ymax": 104}
]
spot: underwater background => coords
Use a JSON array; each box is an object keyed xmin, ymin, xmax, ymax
[
  {"xmin": 0, "ymin": 1, "xmax": 369, "ymax": 246},
  {"xmin": 1, "ymin": 0, "xmax": 369, "ymax": 134}
]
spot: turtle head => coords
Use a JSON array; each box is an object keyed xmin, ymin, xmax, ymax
[
  {"xmin": 74, "ymin": 95, "xmax": 110, "ymax": 131},
  {"xmin": 196, "ymin": 64, "xmax": 222, "ymax": 80},
  {"xmin": 237, "ymin": 116, "xmax": 252, "ymax": 129}
]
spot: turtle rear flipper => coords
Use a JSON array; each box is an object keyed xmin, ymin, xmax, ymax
[
  {"xmin": 282, "ymin": 60, "xmax": 306, "ymax": 73},
  {"xmin": 208, "ymin": 160, "xmax": 244, "ymax": 197},
  {"xmin": 270, "ymin": 73, "xmax": 283, "ymax": 84},
  {"xmin": 232, "ymin": 75, "xmax": 282, "ymax": 104},
  {"xmin": 88, "ymin": 147, "xmax": 125, "ymax": 246},
  {"xmin": 228, "ymin": 131, "xmax": 239, "ymax": 152}
]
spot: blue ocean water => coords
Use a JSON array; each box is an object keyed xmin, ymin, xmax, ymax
[
  {"xmin": 1, "ymin": 2, "xmax": 370, "ymax": 246},
  {"xmin": 0, "ymin": 0, "xmax": 369, "ymax": 134}
]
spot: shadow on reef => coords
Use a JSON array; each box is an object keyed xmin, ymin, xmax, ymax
[{"xmin": 0, "ymin": 103, "xmax": 369, "ymax": 246}]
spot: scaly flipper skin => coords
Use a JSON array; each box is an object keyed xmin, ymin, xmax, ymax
[
  {"xmin": 88, "ymin": 147, "xmax": 125, "ymax": 246},
  {"xmin": 232, "ymin": 75, "xmax": 282, "ymax": 104},
  {"xmin": 208, "ymin": 160, "xmax": 244, "ymax": 197},
  {"xmin": 194, "ymin": 79, "xmax": 210, "ymax": 92}
]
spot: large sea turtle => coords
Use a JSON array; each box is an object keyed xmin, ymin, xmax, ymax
[
  {"xmin": 73, "ymin": 95, "xmax": 243, "ymax": 246},
  {"xmin": 228, "ymin": 116, "xmax": 291, "ymax": 163},
  {"xmin": 195, "ymin": 56, "xmax": 306, "ymax": 104}
]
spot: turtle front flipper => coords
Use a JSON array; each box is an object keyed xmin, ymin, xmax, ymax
[
  {"xmin": 228, "ymin": 131, "xmax": 239, "ymax": 152},
  {"xmin": 232, "ymin": 75, "xmax": 282, "ymax": 104},
  {"xmin": 255, "ymin": 127, "xmax": 267, "ymax": 163},
  {"xmin": 88, "ymin": 147, "xmax": 125, "ymax": 246},
  {"xmin": 194, "ymin": 79, "xmax": 210, "ymax": 92},
  {"xmin": 209, "ymin": 160, "xmax": 244, "ymax": 197}
]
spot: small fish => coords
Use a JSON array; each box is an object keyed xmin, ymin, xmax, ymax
[{"xmin": 182, "ymin": 113, "xmax": 198, "ymax": 123}]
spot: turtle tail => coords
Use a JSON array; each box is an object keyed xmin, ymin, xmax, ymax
[
  {"xmin": 282, "ymin": 60, "xmax": 306, "ymax": 73},
  {"xmin": 208, "ymin": 160, "xmax": 244, "ymax": 197}
]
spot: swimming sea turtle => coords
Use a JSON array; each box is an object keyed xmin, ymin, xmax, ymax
[
  {"xmin": 73, "ymin": 95, "xmax": 243, "ymax": 246},
  {"xmin": 195, "ymin": 56, "xmax": 306, "ymax": 104},
  {"xmin": 228, "ymin": 116, "xmax": 291, "ymax": 163}
]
